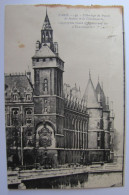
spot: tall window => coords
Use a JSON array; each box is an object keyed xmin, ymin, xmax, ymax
[
  {"xmin": 43, "ymin": 79, "xmax": 48, "ymax": 92},
  {"xmin": 25, "ymin": 108, "xmax": 32, "ymax": 125},
  {"xmin": 12, "ymin": 108, "xmax": 19, "ymax": 125}
]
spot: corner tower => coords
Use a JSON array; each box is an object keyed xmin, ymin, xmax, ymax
[
  {"xmin": 83, "ymin": 73, "xmax": 104, "ymax": 163},
  {"xmin": 32, "ymin": 11, "xmax": 64, "ymax": 166}
]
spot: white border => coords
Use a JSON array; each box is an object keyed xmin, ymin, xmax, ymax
[{"xmin": 0, "ymin": 0, "xmax": 128, "ymax": 194}]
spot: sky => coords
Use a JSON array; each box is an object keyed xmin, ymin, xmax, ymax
[{"xmin": 4, "ymin": 5, "xmax": 124, "ymax": 154}]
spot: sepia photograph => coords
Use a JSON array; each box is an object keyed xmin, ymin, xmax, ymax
[{"xmin": 4, "ymin": 4, "xmax": 125, "ymax": 189}]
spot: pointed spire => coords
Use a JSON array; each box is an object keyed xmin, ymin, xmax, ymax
[
  {"xmin": 42, "ymin": 9, "xmax": 52, "ymax": 30},
  {"xmin": 46, "ymin": 6, "xmax": 47, "ymax": 16},
  {"xmin": 83, "ymin": 74, "xmax": 99, "ymax": 108}
]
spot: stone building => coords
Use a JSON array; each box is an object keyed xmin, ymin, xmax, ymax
[
  {"xmin": 5, "ymin": 11, "xmax": 115, "ymax": 168},
  {"xmin": 5, "ymin": 73, "xmax": 34, "ymax": 166}
]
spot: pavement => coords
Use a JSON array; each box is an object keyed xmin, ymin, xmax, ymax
[{"xmin": 7, "ymin": 162, "xmax": 123, "ymax": 186}]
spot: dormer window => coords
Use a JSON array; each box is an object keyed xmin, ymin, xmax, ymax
[
  {"xmin": 13, "ymin": 94, "xmax": 18, "ymax": 101},
  {"xmin": 43, "ymin": 79, "xmax": 48, "ymax": 92},
  {"xmin": 26, "ymin": 94, "xmax": 31, "ymax": 101}
]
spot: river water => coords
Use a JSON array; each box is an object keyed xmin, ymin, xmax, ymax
[{"xmin": 23, "ymin": 172, "xmax": 123, "ymax": 189}]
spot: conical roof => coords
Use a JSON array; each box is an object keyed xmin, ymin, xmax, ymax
[
  {"xmin": 83, "ymin": 74, "xmax": 99, "ymax": 108},
  {"xmin": 42, "ymin": 11, "xmax": 52, "ymax": 30},
  {"xmin": 96, "ymin": 82, "xmax": 107, "ymax": 110},
  {"xmin": 96, "ymin": 81, "xmax": 102, "ymax": 94}
]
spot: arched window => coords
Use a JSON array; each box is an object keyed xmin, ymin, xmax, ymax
[
  {"xmin": 25, "ymin": 108, "xmax": 32, "ymax": 115},
  {"xmin": 45, "ymin": 31, "xmax": 49, "ymax": 41},
  {"xmin": 43, "ymin": 79, "xmax": 48, "ymax": 92},
  {"xmin": 12, "ymin": 108, "xmax": 19, "ymax": 116},
  {"xmin": 12, "ymin": 108, "xmax": 19, "ymax": 125}
]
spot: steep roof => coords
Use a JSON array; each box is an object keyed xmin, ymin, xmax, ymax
[
  {"xmin": 96, "ymin": 82, "xmax": 108, "ymax": 111},
  {"xmin": 83, "ymin": 75, "xmax": 100, "ymax": 108},
  {"xmin": 33, "ymin": 44, "xmax": 56, "ymax": 58},
  {"xmin": 42, "ymin": 12, "xmax": 52, "ymax": 30},
  {"xmin": 5, "ymin": 74, "xmax": 33, "ymax": 99}
]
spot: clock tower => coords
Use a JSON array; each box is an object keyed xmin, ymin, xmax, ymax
[{"xmin": 32, "ymin": 11, "xmax": 64, "ymax": 166}]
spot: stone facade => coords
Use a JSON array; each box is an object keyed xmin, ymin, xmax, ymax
[{"xmin": 5, "ymin": 11, "xmax": 115, "ymax": 168}]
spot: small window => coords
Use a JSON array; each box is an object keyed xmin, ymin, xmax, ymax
[
  {"xmin": 26, "ymin": 94, "xmax": 31, "ymax": 101},
  {"xmin": 26, "ymin": 109, "xmax": 32, "ymax": 115},
  {"xmin": 26, "ymin": 118, "xmax": 32, "ymax": 124},
  {"xmin": 12, "ymin": 108, "xmax": 19, "ymax": 115},
  {"xmin": 44, "ymin": 107, "xmax": 48, "ymax": 113}
]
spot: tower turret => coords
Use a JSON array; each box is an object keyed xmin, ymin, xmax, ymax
[{"xmin": 32, "ymin": 10, "xmax": 64, "ymax": 160}]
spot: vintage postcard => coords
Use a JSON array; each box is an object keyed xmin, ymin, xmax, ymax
[{"xmin": 4, "ymin": 4, "xmax": 125, "ymax": 189}]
